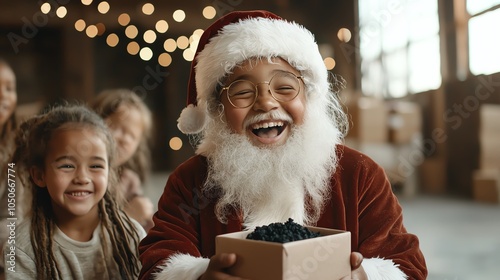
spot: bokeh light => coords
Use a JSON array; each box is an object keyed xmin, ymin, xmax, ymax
[
  {"xmin": 337, "ymin": 28, "xmax": 352, "ymax": 43},
  {"xmin": 155, "ymin": 20, "xmax": 169, "ymax": 33},
  {"xmin": 40, "ymin": 3, "xmax": 51, "ymax": 14},
  {"xmin": 163, "ymin": 39, "xmax": 177, "ymax": 52},
  {"xmin": 183, "ymin": 48, "xmax": 195, "ymax": 61},
  {"xmin": 97, "ymin": 1, "xmax": 110, "ymax": 14},
  {"xmin": 106, "ymin": 33, "xmax": 119, "ymax": 47},
  {"xmin": 202, "ymin": 6, "xmax": 216, "ymax": 19},
  {"xmin": 324, "ymin": 57, "xmax": 336, "ymax": 70},
  {"xmin": 118, "ymin": 13, "xmax": 130, "ymax": 26},
  {"xmin": 75, "ymin": 19, "xmax": 86, "ymax": 32},
  {"xmin": 142, "ymin": 3, "xmax": 155, "ymax": 15},
  {"xmin": 176, "ymin": 36, "xmax": 189, "ymax": 49},
  {"xmin": 139, "ymin": 47, "xmax": 153, "ymax": 61},
  {"xmin": 125, "ymin": 25, "xmax": 138, "ymax": 39},
  {"xmin": 86, "ymin": 25, "xmax": 98, "ymax": 38},
  {"xmin": 169, "ymin": 137, "xmax": 183, "ymax": 150},
  {"xmin": 56, "ymin": 6, "xmax": 67, "ymax": 18},
  {"xmin": 127, "ymin": 41, "xmax": 140, "ymax": 55},
  {"xmin": 158, "ymin": 53, "xmax": 172, "ymax": 67},
  {"xmin": 173, "ymin": 10, "xmax": 186, "ymax": 22},
  {"xmin": 144, "ymin": 30, "xmax": 157, "ymax": 44},
  {"xmin": 95, "ymin": 23, "xmax": 106, "ymax": 36}
]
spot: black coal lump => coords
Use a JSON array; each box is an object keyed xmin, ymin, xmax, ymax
[{"xmin": 246, "ymin": 218, "xmax": 321, "ymax": 243}]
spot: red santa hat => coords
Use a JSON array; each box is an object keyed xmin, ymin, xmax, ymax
[{"xmin": 177, "ymin": 10, "xmax": 329, "ymax": 134}]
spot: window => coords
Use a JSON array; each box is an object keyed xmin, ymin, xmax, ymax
[
  {"xmin": 467, "ymin": 0, "xmax": 500, "ymax": 75},
  {"xmin": 358, "ymin": 0, "xmax": 441, "ymax": 98}
]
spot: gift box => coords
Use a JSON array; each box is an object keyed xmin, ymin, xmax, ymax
[{"xmin": 215, "ymin": 226, "xmax": 351, "ymax": 280}]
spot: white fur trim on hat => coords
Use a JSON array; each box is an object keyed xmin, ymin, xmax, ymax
[
  {"xmin": 152, "ymin": 253, "xmax": 210, "ymax": 280},
  {"xmin": 362, "ymin": 257, "xmax": 408, "ymax": 280},
  {"xmin": 177, "ymin": 104, "xmax": 207, "ymax": 134}
]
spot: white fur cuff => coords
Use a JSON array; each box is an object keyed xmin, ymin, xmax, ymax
[
  {"xmin": 362, "ymin": 257, "xmax": 408, "ymax": 280},
  {"xmin": 152, "ymin": 253, "xmax": 210, "ymax": 280}
]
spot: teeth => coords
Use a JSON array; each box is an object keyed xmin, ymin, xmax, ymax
[
  {"xmin": 69, "ymin": 192, "xmax": 90, "ymax": 197},
  {"xmin": 252, "ymin": 121, "xmax": 284, "ymax": 130}
]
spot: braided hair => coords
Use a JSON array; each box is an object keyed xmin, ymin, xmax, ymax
[{"xmin": 12, "ymin": 104, "xmax": 141, "ymax": 280}]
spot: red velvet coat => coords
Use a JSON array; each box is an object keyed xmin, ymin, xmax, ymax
[{"xmin": 139, "ymin": 145, "xmax": 427, "ymax": 279}]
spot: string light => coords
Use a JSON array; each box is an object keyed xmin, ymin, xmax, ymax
[
  {"xmin": 142, "ymin": 3, "xmax": 155, "ymax": 15},
  {"xmin": 143, "ymin": 30, "xmax": 157, "ymax": 44},
  {"xmin": 86, "ymin": 25, "xmax": 98, "ymax": 38},
  {"xmin": 183, "ymin": 48, "xmax": 195, "ymax": 61},
  {"xmin": 118, "ymin": 13, "xmax": 130, "ymax": 26},
  {"xmin": 176, "ymin": 36, "xmax": 189, "ymax": 49},
  {"xmin": 139, "ymin": 47, "xmax": 153, "ymax": 61},
  {"xmin": 125, "ymin": 25, "xmax": 138, "ymax": 39},
  {"xmin": 127, "ymin": 41, "xmax": 140, "ymax": 55},
  {"xmin": 324, "ymin": 57, "xmax": 336, "ymax": 70},
  {"xmin": 40, "ymin": 3, "xmax": 51, "ymax": 14},
  {"xmin": 95, "ymin": 23, "xmax": 106, "ymax": 36},
  {"xmin": 202, "ymin": 6, "xmax": 216, "ymax": 19},
  {"xmin": 169, "ymin": 137, "xmax": 183, "ymax": 150},
  {"xmin": 155, "ymin": 20, "xmax": 169, "ymax": 33},
  {"xmin": 173, "ymin": 10, "xmax": 186, "ymax": 22},
  {"xmin": 97, "ymin": 1, "xmax": 110, "ymax": 14},
  {"xmin": 56, "ymin": 6, "xmax": 67, "ymax": 18},
  {"xmin": 158, "ymin": 53, "xmax": 172, "ymax": 67},
  {"xmin": 106, "ymin": 33, "xmax": 119, "ymax": 47},
  {"xmin": 163, "ymin": 39, "xmax": 177, "ymax": 52},
  {"xmin": 75, "ymin": 19, "xmax": 86, "ymax": 32},
  {"xmin": 65, "ymin": 2, "xmax": 216, "ymax": 67},
  {"xmin": 337, "ymin": 28, "xmax": 352, "ymax": 43}
]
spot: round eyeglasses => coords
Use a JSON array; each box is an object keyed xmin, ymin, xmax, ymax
[{"xmin": 220, "ymin": 71, "xmax": 303, "ymax": 108}]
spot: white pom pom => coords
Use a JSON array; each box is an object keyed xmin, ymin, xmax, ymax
[{"xmin": 177, "ymin": 104, "xmax": 207, "ymax": 134}]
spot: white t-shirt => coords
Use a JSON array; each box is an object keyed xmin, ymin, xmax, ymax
[{"xmin": 3, "ymin": 216, "xmax": 146, "ymax": 279}]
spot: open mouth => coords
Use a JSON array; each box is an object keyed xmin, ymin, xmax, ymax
[{"xmin": 251, "ymin": 121, "xmax": 286, "ymax": 138}]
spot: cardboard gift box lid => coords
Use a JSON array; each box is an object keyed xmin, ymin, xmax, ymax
[{"xmin": 216, "ymin": 226, "xmax": 351, "ymax": 280}]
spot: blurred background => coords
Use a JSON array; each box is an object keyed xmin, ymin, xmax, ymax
[{"xmin": 1, "ymin": 1, "xmax": 499, "ymax": 279}]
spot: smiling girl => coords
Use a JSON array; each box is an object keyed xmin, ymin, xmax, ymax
[{"xmin": 5, "ymin": 104, "xmax": 145, "ymax": 280}]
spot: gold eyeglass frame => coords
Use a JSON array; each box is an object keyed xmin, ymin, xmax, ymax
[{"xmin": 219, "ymin": 71, "xmax": 304, "ymax": 108}]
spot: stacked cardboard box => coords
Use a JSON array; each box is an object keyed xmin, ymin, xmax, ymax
[
  {"xmin": 473, "ymin": 169, "xmax": 500, "ymax": 203},
  {"xmin": 345, "ymin": 98, "xmax": 423, "ymax": 197},
  {"xmin": 345, "ymin": 96, "xmax": 388, "ymax": 143},
  {"xmin": 419, "ymin": 157, "xmax": 447, "ymax": 195},
  {"xmin": 387, "ymin": 101, "xmax": 422, "ymax": 144},
  {"xmin": 473, "ymin": 104, "xmax": 500, "ymax": 204}
]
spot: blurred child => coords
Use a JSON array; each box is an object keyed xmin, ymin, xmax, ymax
[
  {"xmin": 91, "ymin": 89, "xmax": 154, "ymax": 231},
  {"xmin": 0, "ymin": 58, "xmax": 17, "ymax": 141},
  {"xmin": 0, "ymin": 58, "xmax": 18, "ymax": 279},
  {"xmin": 4, "ymin": 104, "xmax": 145, "ymax": 279}
]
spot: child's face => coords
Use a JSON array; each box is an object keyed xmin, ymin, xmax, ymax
[
  {"xmin": 0, "ymin": 63, "xmax": 17, "ymax": 127},
  {"xmin": 32, "ymin": 127, "xmax": 109, "ymax": 222},
  {"xmin": 220, "ymin": 57, "xmax": 306, "ymax": 147},
  {"xmin": 105, "ymin": 104, "xmax": 144, "ymax": 166}
]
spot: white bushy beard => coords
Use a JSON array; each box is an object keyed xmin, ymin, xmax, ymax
[{"xmin": 198, "ymin": 100, "xmax": 342, "ymax": 229}]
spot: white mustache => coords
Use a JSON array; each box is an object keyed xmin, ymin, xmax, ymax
[{"xmin": 243, "ymin": 111, "xmax": 293, "ymax": 128}]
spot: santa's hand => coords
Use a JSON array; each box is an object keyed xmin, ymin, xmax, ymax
[
  {"xmin": 341, "ymin": 252, "xmax": 368, "ymax": 280},
  {"xmin": 198, "ymin": 253, "xmax": 249, "ymax": 280}
]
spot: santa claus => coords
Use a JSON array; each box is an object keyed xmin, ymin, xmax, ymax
[{"xmin": 138, "ymin": 10, "xmax": 427, "ymax": 280}]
